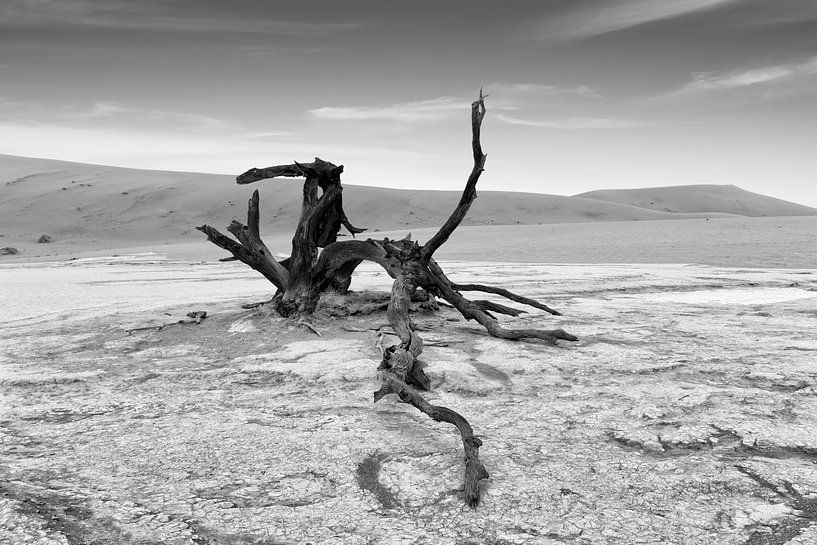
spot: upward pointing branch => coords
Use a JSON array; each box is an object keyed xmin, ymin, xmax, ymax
[{"xmin": 420, "ymin": 90, "xmax": 487, "ymax": 262}]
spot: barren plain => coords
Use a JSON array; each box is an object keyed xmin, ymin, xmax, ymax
[{"xmin": 2, "ymin": 250, "xmax": 817, "ymax": 544}]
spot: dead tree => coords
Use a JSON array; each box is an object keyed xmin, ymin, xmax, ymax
[
  {"xmin": 197, "ymin": 158, "xmax": 370, "ymax": 316},
  {"xmin": 197, "ymin": 91, "xmax": 577, "ymax": 506}
]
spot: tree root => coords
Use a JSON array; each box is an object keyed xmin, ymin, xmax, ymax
[{"xmin": 374, "ymin": 372, "xmax": 489, "ymax": 507}]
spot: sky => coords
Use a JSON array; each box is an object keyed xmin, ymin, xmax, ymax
[{"xmin": 1, "ymin": 0, "xmax": 816, "ymax": 206}]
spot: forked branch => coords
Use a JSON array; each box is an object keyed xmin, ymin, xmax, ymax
[
  {"xmin": 426, "ymin": 259, "xmax": 561, "ymax": 316},
  {"xmin": 421, "ymin": 90, "xmax": 487, "ymax": 261},
  {"xmin": 197, "ymin": 190, "xmax": 289, "ymax": 291},
  {"xmin": 430, "ymin": 273, "xmax": 577, "ymax": 345}
]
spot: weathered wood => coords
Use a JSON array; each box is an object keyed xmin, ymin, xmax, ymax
[
  {"xmin": 430, "ymin": 274, "xmax": 577, "ymax": 344},
  {"xmin": 420, "ymin": 90, "xmax": 487, "ymax": 262},
  {"xmin": 228, "ymin": 190, "xmax": 290, "ymax": 286},
  {"xmin": 376, "ymin": 373, "xmax": 489, "ymax": 507},
  {"xmin": 472, "ymin": 299, "xmax": 526, "ymax": 317},
  {"xmin": 236, "ymin": 158, "xmax": 365, "ymax": 241},
  {"xmin": 377, "ymin": 259, "xmax": 431, "ymax": 391},
  {"xmin": 278, "ymin": 163, "xmax": 334, "ymax": 315},
  {"xmin": 426, "ymin": 258, "xmax": 564, "ymax": 318},
  {"xmin": 451, "ymin": 283, "xmax": 561, "ymax": 315},
  {"xmin": 412, "ymin": 92, "xmax": 573, "ymax": 345},
  {"xmin": 312, "ymin": 239, "xmax": 395, "ymax": 287},
  {"xmin": 196, "ymin": 224, "xmax": 286, "ymax": 290},
  {"xmin": 201, "ymin": 160, "xmax": 377, "ymax": 317},
  {"xmin": 236, "ymin": 163, "xmax": 305, "ymax": 185},
  {"xmin": 375, "ymin": 262, "xmax": 487, "ymax": 506}
]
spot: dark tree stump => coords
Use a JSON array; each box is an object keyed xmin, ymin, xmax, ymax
[{"xmin": 198, "ymin": 158, "xmax": 370, "ymax": 317}]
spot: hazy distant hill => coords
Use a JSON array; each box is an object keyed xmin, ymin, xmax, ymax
[
  {"xmin": 575, "ymin": 184, "xmax": 817, "ymax": 217},
  {"xmin": 1, "ymin": 154, "xmax": 813, "ymax": 253}
]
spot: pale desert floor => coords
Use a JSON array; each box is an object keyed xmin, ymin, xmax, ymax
[
  {"xmin": 5, "ymin": 216, "xmax": 817, "ymax": 269},
  {"xmin": 2, "ymin": 250, "xmax": 817, "ymax": 544}
]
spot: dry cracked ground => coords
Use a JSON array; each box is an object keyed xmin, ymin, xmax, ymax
[{"xmin": 1, "ymin": 262, "xmax": 817, "ymax": 544}]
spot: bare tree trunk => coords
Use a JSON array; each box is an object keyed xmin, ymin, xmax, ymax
[{"xmin": 198, "ymin": 158, "xmax": 369, "ymax": 317}]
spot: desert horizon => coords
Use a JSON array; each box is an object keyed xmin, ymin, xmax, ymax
[{"xmin": 2, "ymin": 152, "xmax": 816, "ymax": 267}]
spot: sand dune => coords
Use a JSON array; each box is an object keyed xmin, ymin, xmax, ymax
[
  {"xmin": 1, "ymin": 154, "xmax": 814, "ymax": 257},
  {"xmin": 575, "ymin": 184, "xmax": 817, "ymax": 217}
]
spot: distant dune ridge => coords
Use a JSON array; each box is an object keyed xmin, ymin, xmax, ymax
[
  {"xmin": 575, "ymin": 185, "xmax": 817, "ymax": 218},
  {"xmin": 1, "ymin": 154, "xmax": 815, "ymax": 255}
]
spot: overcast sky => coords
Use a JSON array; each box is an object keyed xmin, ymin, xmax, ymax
[{"xmin": 1, "ymin": 0, "xmax": 815, "ymax": 206}]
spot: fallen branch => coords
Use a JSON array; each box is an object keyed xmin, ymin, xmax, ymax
[
  {"xmin": 427, "ymin": 259, "xmax": 561, "ymax": 316},
  {"xmin": 126, "ymin": 313, "xmax": 208, "ymax": 335},
  {"xmin": 376, "ymin": 372, "xmax": 488, "ymax": 507},
  {"xmin": 432, "ymin": 276, "xmax": 576, "ymax": 345},
  {"xmin": 453, "ymin": 283, "xmax": 561, "ymax": 315},
  {"xmin": 472, "ymin": 300, "xmax": 527, "ymax": 317}
]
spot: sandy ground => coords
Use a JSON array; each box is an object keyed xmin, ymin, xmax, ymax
[{"xmin": 2, "ymin": 256, "xmax": 817, "ymax": 544}]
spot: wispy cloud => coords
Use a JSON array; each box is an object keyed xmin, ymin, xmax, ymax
[
  {"xmin": 311, "ymin": 90, "xmax": 615, "ymax": 128},
  {"xmin": 497, "ymin": 113, "xmax": 643, "ymax": 130},
  {"xmin": 74, "ymin": 101, "xmax": 230, "ymax": 130},
  {"xmin": 541, "ymin": 0, "xmax": 742, "ymax": 40},
  {"xmin": 0, "ymin": 0, "xmax": 367, "ymax": 35},
  {"xmin": 309, "ymin": 97, "xmax": 472, "ymax": 122},
  {"xmin": 718, "ymin": 0, "xmax": 817, "ymax": 27},
  {"xmin": 487, "ymin": 82, "xmax": 601, "ymax": 99},
  {"xmin": 672, "ymin": 55, "xmax": 817, "ymax": 95},
  {"xmin": 0, "ymin": 97, "xmax": 233, "ymax": 132},
  {"xmin": 246, "ymin": 131, "xmax": 294, "ymax": 141}
]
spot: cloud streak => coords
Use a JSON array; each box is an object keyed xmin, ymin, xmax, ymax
[
  {"xmin": 672, "ymin": 55, "xmax": 817, "ymax": 95},
  {"xmin": 0, "ymin": 0, "xmax": 366, "ymax": 35},
  {"xmin": 0, "ymin": 96, "xmax": 233, "ymax": 132},
  {"xmin": 79, "ymin": 102, "xmax": 230, "ymax": 130},
  {"xmin": 541, "ymin": 0, "xmax": 742, "ymax": 40},
  {"xmin": 309, "ymin": 97, "xmax": 472, "ymax": 122},
  {"xmin": 496, "ymin": 114, "xmax": 642, "ymax": 130},
  {"xmin": 487, "ymin": 82, "xmax": 601, "ymax": 99}
]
